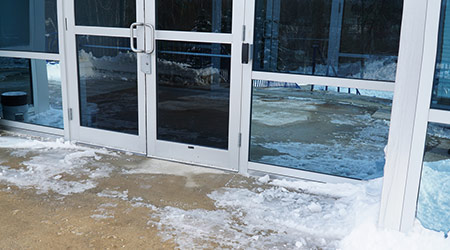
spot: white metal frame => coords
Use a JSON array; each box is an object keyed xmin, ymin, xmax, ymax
[
  {"xmin": 63, "ymin": 0, "xmax": 147, "ymax": 153},
  {"xmin": 239, "ymin": 0, "xmax": 396, "ymax": 183},
  {"xmin": 380, "ymin": 0, "xmax": 450, "ymax": 232},
  {"xmin": 145, "ymin": 0, "xmax": 245, "ymax": 171},
  {"xmin": 0, "ymin": 0, "xmax": 69, "ymax": 138}
]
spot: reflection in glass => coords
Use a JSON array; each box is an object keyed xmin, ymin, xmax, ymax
[
  {"xmin": 432, "ymin": 0, "xmax": 450, "ymax": 110},
  {"xmin": 75, "ymin": 0, "xmax": 136, "ymax": 28},
  {"xmin": 156, "ymin": 0, "xmax": 232, "ymax": 33},
  {"xmin": 157, "ymin": 41, "xmax": 231, "ymax": 149},
  {"xmin": 0, "ymin": 57, "xmax": 63, "ymax": 128},
  {"xmin": 417, "ymin": 123, "xmax": 450, "ymax": 234},
  {"xmin": 250, "ymin": 80, "xmax": 393, "ymax": 179},
  {"xmin": 76, "ymin": 36, "xmax": 138, "ymax": 135},
  {"xmin": 0, "ymin": 0, "xmax": 59, "ymax": 53},
  {"xmin": 253, "ymin": 0, "xmax": 403, "ymax": 81}
]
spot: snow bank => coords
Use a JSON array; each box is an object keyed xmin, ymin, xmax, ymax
[
  {"xmin": 417, "ymin": 159, "xmax": 450, "ymax": 234},
  {"xmin": 341, "ymin": 221, "xmax": 450, "ymax": 250}
]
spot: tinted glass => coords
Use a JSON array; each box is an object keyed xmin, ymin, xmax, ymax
[
  {"xmin": 0, "ymin": 57, "xmax": 63, "ymax": 128},
  {"xmin": 250, "ymin": 81, "xmax": 393, "ymax": 180},
  {"xmin": 156, "ymin": 0, "xmax": 232, "ymax": 33},
  {"xmin": 75, "ymin": 0, "xmax": 136, "ymax": 28},
  {"xmin": 157, "ymin": 41, "xmax": 231, "ymax": 149},
  {"xmin": 0, "ymin": 0, "xmax": 59, "ymax": 53},
  {"xmin": 253, "ymin": 0, "xmax": 403, "ymax": 81},
  {"xmin": 76, "ymin": 36, "xmax": 138, "ymax": 135},
  {"xmin": 416, "ymin": 123, "xmax": 450, "ymax": 234},
  {"xmin": 432, "ymin": 0, "xmax": 450, "ymax": 110}
]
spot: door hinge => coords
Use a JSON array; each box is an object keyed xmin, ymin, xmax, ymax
[
  {"xmin": 238, "ymin": 133, "xmax": 242, "ymax": 147},
  {"xmin": 242, "ymin": 43, "xmax": 252, "ymax": 64},
  {"xmin": 65, "ymin": 18, "xmax": 68, "ymax": 31},
  {"xmin": 68, "ymin": 108, "xmax": 73, "ymax": 121}
]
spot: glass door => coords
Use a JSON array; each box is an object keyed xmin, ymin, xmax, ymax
[
  {"xmin": 65, "ymin": 0, "xmax": 147, "ymax": 153},
  {"xmin": 145, "ymin": 0, "xmax": 245, "ymax": 170}
]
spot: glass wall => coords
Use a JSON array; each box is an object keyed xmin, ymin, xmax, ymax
[
  {"xmin": 416, "ymin": 123, "xmax": 450, "ymax": 234},
  {"xmin": 75, "ymin": 0, "xmax": 136, "ymax": 28},
  {"xmin": 249, "ymin": 81, "xmax": 392, "ymax": 179},
  {"xmin": 253, "ymin": 0, "xmax": 403, "ymax": 81},
  {"xmin": 76, "ymin": 35, "xmax": 138, "ymax": 135},
  {"xmin": 0, "ymin": 0, "xmax": 59, "ymax": 53},
  {"xmin": 432, "ymin": 0, "xmax": 450, "ymax": 110},
  {"xmin": 0, "ymin": 57, "xmax": 63, "ymax": 128}
]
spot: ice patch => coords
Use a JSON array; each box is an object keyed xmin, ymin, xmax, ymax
[{"xmin": 124, "ymin": 158, "xmax": 224, "ymax": 188}]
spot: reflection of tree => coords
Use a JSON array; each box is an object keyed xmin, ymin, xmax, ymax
[
  {"xmin": 341, "ymin": 0, "xmax": 403, "ymax": 55},
  {"xmin": 253, "ymin": 0, "xmax": 403, "ymax": 75},
  {"xmin": 75, "ymin": 0, "xmax": 135, "ymax": 28}
]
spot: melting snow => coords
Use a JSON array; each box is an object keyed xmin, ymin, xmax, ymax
[{"xmin": 0, "ymin": 135, "xmax": 114, "ymax": 195}]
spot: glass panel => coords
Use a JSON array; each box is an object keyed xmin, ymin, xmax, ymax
[
  {"xmin": 0, "ymin": 57, "xmax": 63, "ymax": 129},
  {"xmin": 0, "ymin": 0, "xmax": 59, "ymax": 53},
  {"xmin": 432, "ymin": 0, "xmax": 450, "ymax": 110},
  {"xmin": 75, "ymin": 0, "xmax": 136, "ymax": 28},
  {"xmin": 253, "ymin": 0, "xmax": 403, "ymax": 81},
  {"xmin": 157, "ymin": 41, "xmax": 231, "ymax": 149},
  {"xmin": 156, "ymin": 0, "xmax": 232, "ymax": 33},
  {"xmin": 76, "ymin": 36, "xmax": 138, "ymax": 135},
  {"xmin": 249, "ymin": 80, "xmax": 393, "ymax": 179},
  {"xmin": 417, "ymin": 123, "xmax": 450, "ymax": 234}
]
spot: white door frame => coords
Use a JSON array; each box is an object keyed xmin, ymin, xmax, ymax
[
  {"xmin": 145, "ymin": 0, "xmax": 245, "ymax": 171},
  {"xmin": 380, "ymin": 0, "xmax": 450, "ymax": 232},
  {"xmin": 64, "ymin": 0, "xmax": 147, "ymax": 153}
]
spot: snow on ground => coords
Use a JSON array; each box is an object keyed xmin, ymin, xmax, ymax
[
  {"xmin": 0, "ymin": 135, "xmax": 448, "ymax": 249},
  {"xmin": 0, "ymin": 135, "xmax": 114, "ymax": 195},
  {"xmin": 144, "ymin": 176, "xmax": 449, "ymax": 249}
]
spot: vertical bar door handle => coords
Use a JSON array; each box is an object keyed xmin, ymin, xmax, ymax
[{"xmin": 242, "ymin": 43, "xmax": 250, "ymax": 64}]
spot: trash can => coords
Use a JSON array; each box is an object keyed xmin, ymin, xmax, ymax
[{"xmin": 1, "ymin": 91, "xmax": 29, "ymax": 122}]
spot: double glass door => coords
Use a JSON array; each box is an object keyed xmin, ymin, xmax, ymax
[{"xmin": 66, "ymin": 0, "xmax": 244, "ymax": 170}]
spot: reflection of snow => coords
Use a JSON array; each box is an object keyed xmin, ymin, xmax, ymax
[
  {"xmin": 78, "ymin": 50, "xmax": 137, "ymax": 80},
  {"xmin": 28, "ymin": 107, "xmax": 63, "ymax": 129},
  {"xmin": 417, "ymin": 159, "xmax": 450, "ymax": 234},
  {"xmin": 250, "ymin": 88, "xmax": 391, "ymax": 180},
  {"xmin": 46, "ymin": 62, "xmax": 61, "ymax": 82},
  {"xmin": 291, "ymin": 58, "xmax": 397, "ymax": 82}
]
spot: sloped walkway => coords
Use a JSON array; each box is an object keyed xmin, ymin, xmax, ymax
[{"xmin": 0, "ymin": 132, "xmax": 447, "ymax": 249}]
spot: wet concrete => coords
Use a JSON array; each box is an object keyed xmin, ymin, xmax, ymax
[{"xmin": 0, "ymin": 134, "xmax": 261, "ymax": 249}]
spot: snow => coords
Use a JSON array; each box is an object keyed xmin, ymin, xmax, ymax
[
  {"xmin": 0, "ymin": 135, "xmax": 447, "ymax": 249},
  {"xmin": 0, "ymin": 135, "xmax": 113, "ymax": 195},
  {"xmin": 417, "ymin": 159, "xmax": 450, "ymax": 234}
]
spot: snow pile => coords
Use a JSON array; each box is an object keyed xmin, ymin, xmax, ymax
[
  {"xmin": 0, "ymin": 136, "xmax": 114, "ymax": 195},
  {"xmin": 417, "ymin": 159, "xmax": 450, "ymax": 234},
  {"xmin": 341, "ymin": 221, "xmax": 450, "ymax": 250},
  {"xmin": 150, "ymin": 178, "xmax": 378, "ymax": 249},
  {"xmin": 141, "ymin": 176, "xmax": 448, "ymax": 249}
]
